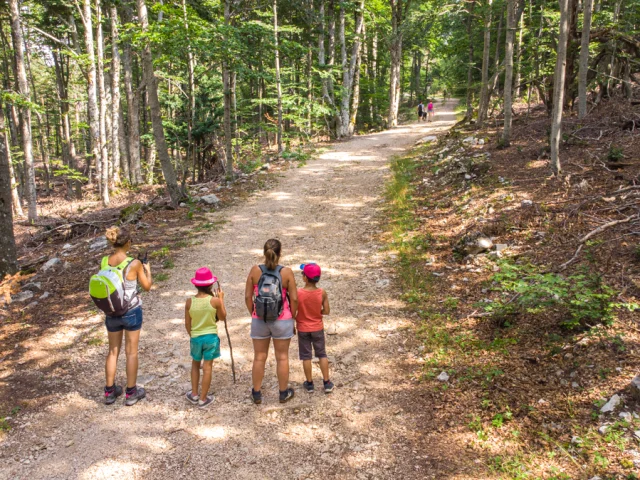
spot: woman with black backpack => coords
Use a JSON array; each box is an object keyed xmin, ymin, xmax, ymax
[{"xmin": 244, "ymin": 239, "xmax": 298, "ymax": 405}]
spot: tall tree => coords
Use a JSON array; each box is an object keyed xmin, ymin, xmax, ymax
[
  {"xmin": 0, "ymin": 107, "xmax": 17, "ymax": 278},
  {"xmin": 388, "ymin": 0, "xmax": 411, "ymax": 128},
  {"xmin": 577, "ymin": 0, "xmax": 593, "ymax": 119},
  {"xmin": 96, "ymin": 0, "xmax": 109, "ymax": 205},
  {"xmin": 502, "ymin": 0, "xmax": 516, "ymax": 146},
  {"xmin": 550, "ymin": 0, "xmax": 570, "ymax": 176},
  {"xmin": 338, "ymin": 0, "xmax": 364, "ymax": 138},
  {"xmin": 110, "ymin": 3, "xmax": 126, "ymax": 183},
  {"xmin": 80, "ymin": 0, "xmax": 102, "ymax": 190},
  {"xmin": 273, "ymin": 0, "xmax": 283, "ymax": 154},
  {"xmin": 464, "ymin": 0, "xmax": 476, "ymax": 121},
  {"xmin": 8, "ymin": 0, "xmax": 37, "ymax": 221},
  {"xmin": 478, "ymin": 0, "xmax": 493, "ymax": 126},
  {"xmin": 136, "ymin": 0, "xmax": 182, "ymax": 205}
]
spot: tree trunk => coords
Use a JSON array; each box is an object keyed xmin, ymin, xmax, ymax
[
  {"xmin": 223, "ymin": 0, "xmax": 233, "ymax": 173},
  {"xmin": 502, "ymin": 0, "xmax": 516, "ymax": 146},
  {"xmin": 121, "ymin": 11, "xmax": 142, "ymax": 185},
  {"xmin": 514, "ymin": 11, "xmax": 524, "ymax": 98},
  {"xmin": 337, "ymin": 0, "xmax": 364, "ymax": 138},
  {"xmin": 81, "ymin": 0, "xmax": 102, "ymax": 195},
  {"xmin": 182, "ymin": 0, "xmax": 196, "ymax": 180},
  {"xmin": 273, "ymin": 0, "xmax": 283, "ymax": 154},
  {"xmin": 327, "ymin": 0, "xmax": 336, "ymax": 102},
  {"xmin": 577, "ymin": 0, "xmax": 592, "ymax": 118},
  {"xmin": 465, "ymin": 0, "xmax": 476, "ymax": 121},
  {"xmin": 8, "ymin": 0, "xmax": 36, "ymax": 221},
  {"xmin": 53, "ymin": 49, "xmax": 76, "ymax": 169},
  {"xmin": 136, "ymin": 0, "xmax": 182, "ymax": 205},
  {"xmin": 550, "ymin": 0, "xmax": 570, "ymax": 176},
  {"xmin": 0, "ymin": 106, "xmax": 17, "ymax": 278},
  {"xmin": 110, "ymin": 4, "xmax": 126, "ymax": 183},
  {"xmin": 96, "ymin": 0, "xmax": 110, "ymax": 205},
  {"xmin": 478, "ymin": 0, "xmax": 493, "ymax": 126},
  {"xmin": 349, "ymin": 15, "xmax": 364, "ymax": 135},
  {"xmin": 2, "ymin": 106, "xmax": 23, "ymax": 217},
  {"xmin": 388, "ymin": 0, "xmax": 409, "ymax": 128},
  {"xmin": 370, "ymin": 29, "xmax": 377, "ymax": 123}
]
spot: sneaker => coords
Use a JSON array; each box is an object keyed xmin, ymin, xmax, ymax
[
  {"xmin": 185, "ymin": 392, "xmax": 199, "ymax": 405},
  {"xmin": 124, "ymin": 386, "xmax": 146, "ymax": 406},
  {"xmin": 104, "ymin": 385, "xmax": 123, "ymax": 405},
  {"xmin": 198, "ymin": 396, "xmax": 214, "ymax": 409},
  {"xmin": 251, "ymin": 389, "xmax": 262, "ymax": 405},
  {"xmin": 323, "ymin": 380, "xmax": 335, "ymax": 394},
  {"xmin": 279, "ymin": 388, "xmax": 295, "ymax": 403},
  {"xmin": 303, "ymin": 381, "xmax": 315, "ymax": 393}
]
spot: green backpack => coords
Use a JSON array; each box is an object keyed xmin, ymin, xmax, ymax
[{"xmin": 89, "ymin": 257, "xmax": 134, "ymax": 317}]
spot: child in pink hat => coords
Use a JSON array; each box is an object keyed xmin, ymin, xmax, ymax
[{"xmin": 184, "ymin": 267, "xmax": 226, "ymax": 408}]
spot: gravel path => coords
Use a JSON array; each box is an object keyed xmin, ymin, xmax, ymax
[{"xmin": 1, "ymin": 102, "xmax": 459, "ymax": 480}]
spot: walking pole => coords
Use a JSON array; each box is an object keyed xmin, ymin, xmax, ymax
[{"xmin": 215, "ymin": 281, "xmax": 236, "ymax": 383}]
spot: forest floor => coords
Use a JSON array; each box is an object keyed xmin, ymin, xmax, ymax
[{"xmin": 0, "ymin": 100, "xmax": 462, "ymax": 479}]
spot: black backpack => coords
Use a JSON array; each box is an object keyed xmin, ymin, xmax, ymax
[{"xmin": 255, "ymin": 265, "xmax": 284, "ymax": 322}]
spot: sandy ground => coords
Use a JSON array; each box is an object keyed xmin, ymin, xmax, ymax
[{"xmin": 1, "ymin": 102, "xmax": 459, "ymax": 480}]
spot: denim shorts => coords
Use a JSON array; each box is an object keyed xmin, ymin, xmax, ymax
[
  {"xmin": 105, "ymin": 306, "xmax": 143, "ymax": 333},
  {"xmin": 190, "ymin": 334, "xmax": 221, "ymax": 362},
  {"xmin": 250, "ymin": 318, "xmax": 295, "ymax": 340},
  {"xmin": 298, "ymin": 330, "xmax": 327, "ymax": 360}
]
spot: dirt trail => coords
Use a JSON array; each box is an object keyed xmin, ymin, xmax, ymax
[{"xmin": 1, "ymin": 102, "xmax": 460, "ymax": 480}]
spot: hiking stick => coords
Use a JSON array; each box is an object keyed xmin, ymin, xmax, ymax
[{"xmin": 215, "ymin": 281, "xmax": 236, "ymax": 383}]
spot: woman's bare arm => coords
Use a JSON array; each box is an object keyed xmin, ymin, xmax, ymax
[{"xmin": 245, "ymin": 265, "xmax": 260, "ymax": 315}]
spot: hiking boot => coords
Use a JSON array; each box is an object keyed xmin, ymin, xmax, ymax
[
  {"xmin": 104, "ymin": 385, "xmax": 122, "ymax": 405},
  {"xmin": 251, "ymin": 389, "xmax": 262, "ymax": 405},
  {"xmin": 279, "ymin": 388, "xmax": 295, "ymax": 404},
  {"xmin": 303, "ymin": 381, "xmax": 315, "ymax": 393},
  {"xmin": 185, "ymin": 392, "xmax": 199, "ymax": 405},
  {"xmin": 198, "ymin": 396, "xmax": 214, "ymax": 409},
  {"xmin": 124, "ymin": 386, "xmax": 146, "ymax": 406},
  {"xmin": 323, "ymin": 379, "xmax": 335, "ymax": 394}
]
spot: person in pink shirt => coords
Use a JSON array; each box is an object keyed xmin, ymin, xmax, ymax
[{"xmin": 244, "ymin": 239, "xmax": 298, "ymax": 405}]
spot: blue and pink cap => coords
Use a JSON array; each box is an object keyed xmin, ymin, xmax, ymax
[{"xmin": 300, "ymin": 263, "xmax": 321, "ymax": 282}]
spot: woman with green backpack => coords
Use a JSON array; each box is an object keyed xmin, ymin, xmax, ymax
[{"xmin": 95, "ymin": 227, "xmax": 152, "ymax": 406}]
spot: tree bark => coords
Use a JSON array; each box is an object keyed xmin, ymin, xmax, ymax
[
  {"xmin": 96, "ymin": 0, "xmax": 110, "ymax": 205},
  {"xmin": 182, "ymin": 0, "xmax": 196, "ymax": 180},
  {"xmin": 121, "ymin": 8, "xmax": 142, "ymax": 184},
  {"xmin": 337, "ymin": 0, "xmax": 364, "ymax": 138},
  {"xmin": 327, "ymin": 0, "xmax": 336, "ymax": 102},
  {"xmin": 388, "ymin": 0, "xmax": 410, "ymax": 128},
  {"xmin": 577, "ymin": 0, "xmax": 592, "ymax": 119},
  {"xmin": 478, "ymin": 0, "xmax": 493, "ymax": 126},
  {"xmin": 550, "ymin": 0, "xmax": 570, "ymax": 176},
  {"xmin": 81, "ymin": 0, "xmax": 101, "ymax": 194},
  {"xmin": 110, "ymin": 3, "xmax": 125, "ymax": 183},
  {"xmin": 514, "ymin": 11, "xmax": 524, "ymax": 98},
  {"xmin": 0, "ymin": 106, "xmax": 17, "ymax": 278},
  {"xmin": 465, "ymin": 0, "xmax": 476, "ymax": 121},
  {"xmin": 502, "ymin": 0, "xmax": 516, "ymax": 146},
  {"xmin": 223, "ymin": 0, "xmax": 233, "ymax": 172},
  {"xmin": 349, "ymin": 14, "xmax": 364, "ymax": 135},
  {"xmin": 8, "ymin": 0, "xmax": 37, "ymax": 221},
  {"xmin": 136, "ymin": 0, "xmax": 182, "ymax": 205},
  {"xmin": 53, "ymin": 49, "xmax": 76, "ymax": 169},
  {"xmin": 273, "ymin": 0, "xmax": 283, "ymax": 154}
]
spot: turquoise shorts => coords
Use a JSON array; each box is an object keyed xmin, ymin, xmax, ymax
[{"xmin": 190, "ymin": 334, "xmax": 221, "ymax": 361}]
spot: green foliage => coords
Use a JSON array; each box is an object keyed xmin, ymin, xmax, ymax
[
  {"xmin": 155, "ymin": 272, "xmax": 170, "ymax": 282},
  {"xmin": 607, "ymin": 145, "xmax": 624, "ymax": 162},
  {"xmin": 484, "ymin": 259, "xmax": 635, "ymax": 329},
  {"xmin": 51, "ymin": 161, "xmax": 88, "ymax": 183}
]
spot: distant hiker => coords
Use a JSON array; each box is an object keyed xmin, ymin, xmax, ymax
[
  {"xmin": 184, "ymin": 267, "xmax": 227, "ymax": 409},
  {"xmin": 417, "ymin": 101, "xmax": 425, "ymax": 121},
  {"xmin": 245, "ymin": 239, "xmax": 298, "ymax": 405},
  {"xmin": 296, "ymin": 263, "xmax": 334, "ymax": 394},
  {"xmin": 427, "ymin": 100, "xmax": 435, "ymax": 122},
  {"xmin": 92, "ymin": 227, "xmax": 152, "ymax": 406}
]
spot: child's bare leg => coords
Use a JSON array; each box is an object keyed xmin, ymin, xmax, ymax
[
  {"xmin": 191, "ymin": 360, "xmax": 201, "ymax": 397},
  {"xmin": 252, "ymin": 338, "xmax": 270, "ymax": 391},
  {"xmin": 124, "ymin": 330, "xmax": 140, "ymax": 388},
  {"xmin": 105, "ymin": 331, "xmax": 123, "ymax": 386},
  {"xmin": 318, "ymin": 357, "xmax": 330, "ymax": 382},
  {"xmin": 302, "ymin": 360, "xmax": 313, "ymax": 382},
  {"xmin": 200, "ymin": 360, "xmax": 213, "ymax": 398}
]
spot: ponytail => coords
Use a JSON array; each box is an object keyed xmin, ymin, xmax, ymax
[{"xmin": 263, "ymin": 238, "xmax": 282, "ymax": 270}]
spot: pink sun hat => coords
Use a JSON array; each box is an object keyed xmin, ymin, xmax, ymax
[{"xmin": 191, "ymin": 267, "xmax": 218, "ymax": 286}]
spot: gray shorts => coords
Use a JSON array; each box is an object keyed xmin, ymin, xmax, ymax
[
  {"xmin": 250, "ymin": 318, "xmax": 295, "ymax": 340},
  {"xmin": 298, "ymin": 330, "xmax": 327, "ymax": 360}
]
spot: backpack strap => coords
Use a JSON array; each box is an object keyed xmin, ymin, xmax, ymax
[{"xmin": 101, "ymin": 256, "xmax": 109, "ymax": 269}]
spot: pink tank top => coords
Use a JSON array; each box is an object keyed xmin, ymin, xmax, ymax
[
  {"xmin": 427, "ymin": 102, "xmax": 433, "ymax": 111},
  {"xmin": 252, "ymin": 284, "xmax": 292, "ymax": 320}
]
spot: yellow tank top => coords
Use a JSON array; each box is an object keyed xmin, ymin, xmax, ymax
[{"xmin": 189, "ymin": 296, "xmax": 217, "ymax": 337}]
